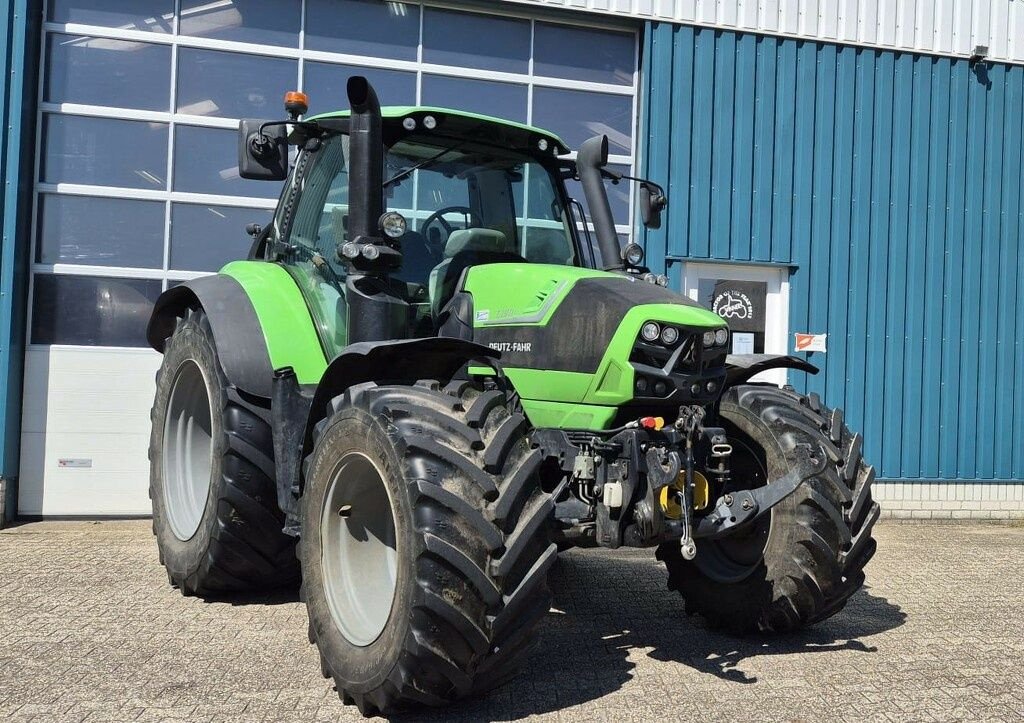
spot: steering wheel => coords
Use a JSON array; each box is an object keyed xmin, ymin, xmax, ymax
[{"xmin": 420, "ymin": 206, "xmax": 482, "ymax": 253}]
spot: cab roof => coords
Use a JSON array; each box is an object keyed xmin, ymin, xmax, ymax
[{"xmin": 308, "ymin": 106, "xmax": 570, "ymax": 157}]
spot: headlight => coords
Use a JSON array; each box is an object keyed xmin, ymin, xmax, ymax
[
  {"xmin": 702, "ymin": 330, "xmax": 716, "ymax": 347},
  {"xmin": 422, "ymin": 115, "xmax": 437, "ymax": 130},
  {"xmin": 641, "ymin": 321, "xmax": 661, "ymax": 342},
  {"xmin": 621, "ymin": 243, "xmax": 645, "ymax": 267},
  {"xmin": 656, "ymin": 274, "xmax": 669, "ymax": 287},
  {"xmin": 715, "ymin": 328, "xmax": 729, "ymax": 346},
  {"xmin": 378, "ymin": 211, "xmax": 408, "ymax": 239},
  {"xmin": 660, "ymin": 326, "xmax": 679, "ymax": 345},
  {"xmin": 643, "ymin": 272, "xmax": 657, "ymax": 284}
]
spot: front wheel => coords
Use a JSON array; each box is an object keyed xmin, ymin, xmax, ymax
[
  {"xmin": 657, "ymin": 385, "xmax": 880, "ymax": 632},
  {"xmin": 149, "ymin": 308, "xmax": 299, "ymax": 595},
  {"xmin": 299, "ymin": 380, "xmax": 556, "ymax": 715}
]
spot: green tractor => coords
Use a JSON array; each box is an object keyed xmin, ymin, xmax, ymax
[{"xmin": 147, "ymin": 77, "xmax": 879, "ymax": 714}]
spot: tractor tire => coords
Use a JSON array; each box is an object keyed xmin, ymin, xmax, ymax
[
  {"xmin": 657, "ymin": 384, "xmax": 879, "ymax": 633},
  {"xmin": 149, "ymin": 307, "xmax": 299, "ymax": 595},
  {"xmin": 299, "ymin": 380, "xmax": 556, "ymax": 715}
]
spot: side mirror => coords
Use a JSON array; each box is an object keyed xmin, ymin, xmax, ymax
[
  {"xmin": 639, "ymin": 182, "xmax": 667, "ymax": 230},
  {"xmin": 238, "ymin": 119, "xmax": 287, "ymax": 181}
]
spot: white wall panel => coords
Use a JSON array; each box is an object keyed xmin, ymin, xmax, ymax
[
  {"xmin": 18, "ymin": 348, "xmax": 161, "ymax": 516},
  {"xmin": 503, "ymin": 0, "xmax": 1024, "ymax": 64}
]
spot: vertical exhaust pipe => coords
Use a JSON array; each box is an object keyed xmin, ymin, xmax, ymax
[
  {"xmin": 577, "ymin": 135, "xmax": 622, "ymax": 271},
  {"xmin": 343, "ymin": 76, "xmax": 408, "ymax": 344},
  {"xmin": 346, "ymin": 76, "xmax": 383, "ymax": 242}
]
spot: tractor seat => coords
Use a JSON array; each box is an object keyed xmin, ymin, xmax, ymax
[{"xmin": 428, "ymin": 228, "xmax": 522, "ymax": 321}]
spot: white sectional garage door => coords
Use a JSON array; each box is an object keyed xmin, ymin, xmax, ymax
[{"xmin": 20, "ymin": 0, "xmax": 639, "ymax": 515}]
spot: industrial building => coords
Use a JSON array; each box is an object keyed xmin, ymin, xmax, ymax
[{"xmin": 2, "ymin": 0, "xmax": 1022, "ymax": 521}]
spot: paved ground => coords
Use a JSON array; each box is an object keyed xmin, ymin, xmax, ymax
[{"xmin": 0, "ymin": 521, "xmax": 1022, "ymax": 722}]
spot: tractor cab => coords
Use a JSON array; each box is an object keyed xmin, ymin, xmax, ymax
[
  {"xmin": 238, "ymin": 79, "xmax": 666, "ymax": 358},
  {"xmin": 276, "ymin": 110, "xmax": 580, "ymax": 344}
]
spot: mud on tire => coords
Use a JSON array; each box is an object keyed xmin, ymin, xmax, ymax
[
  {"xmin": 657, "ymin": 384, "xmax": 880, "ymax": 632},
  {"xmin": 149, "ymin": 307, "xmax": 299, "ymax": 595},
  {"xmin": 299, "ymin": 380, "xmax": 556, "ymax": 715}
]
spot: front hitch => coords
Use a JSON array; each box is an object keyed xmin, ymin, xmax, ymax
[{"xmin": 694, "ymin": 446, "xmax": 826, "ymax": 539}]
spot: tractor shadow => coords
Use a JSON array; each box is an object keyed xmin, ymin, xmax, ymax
[
  {"xmin": 201, "ymin": 586, "xmax": 300, "ymax": 606},
  {"xmin": 393, "ymin": 549, "xmax": 906, "ymax": 722}
]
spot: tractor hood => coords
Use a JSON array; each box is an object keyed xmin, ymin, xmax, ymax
[{"xmin": 457, "ymin": 263, "xmax": 729, "ymax": 429}]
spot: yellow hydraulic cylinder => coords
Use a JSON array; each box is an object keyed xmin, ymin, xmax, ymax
[{"xmin": 659, "ymin": 470, "xmax": 710, "ymax": 518}]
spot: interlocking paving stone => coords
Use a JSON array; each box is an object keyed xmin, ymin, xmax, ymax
[{"xmin": 1, "ymin": 520, "xmax": 1022, "ymax": 722}]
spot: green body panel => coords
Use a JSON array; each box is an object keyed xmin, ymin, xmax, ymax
[
  {"xmin": 220, "ymin": 261, "xmax": 328, "ymax": 384},
  {"xmin": 467, "ymin": 264, "xmax": 608, "ymax": 327},
  {"xmin": 463, "ymin": 264, "xmax": 725, "ymax": 430},
  {"xmin": 519, "ymin": 400, "xmax": 618, "ymax": 430}
]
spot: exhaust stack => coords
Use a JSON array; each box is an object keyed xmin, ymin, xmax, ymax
[
  {"xmin": 577, "ymin": 135, "xmax": 622, "ymax": 271},
  {"xmin": 346, "ymin": 76, "xmax": 384, "ymax": 242}
]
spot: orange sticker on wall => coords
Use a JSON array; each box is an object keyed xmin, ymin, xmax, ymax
[{"xmin": 795, "ymin": 333, "xmax": 827, "ymax": 353}]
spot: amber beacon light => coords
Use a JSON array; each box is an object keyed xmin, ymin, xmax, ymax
[{"xmin": 284, "ymin": 90, "xmax": 309, "ymax": 120}]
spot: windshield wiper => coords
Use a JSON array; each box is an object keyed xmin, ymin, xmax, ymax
[{"xmin": 383, "ymin": 142, "xmax": 464, "ymax": 188}]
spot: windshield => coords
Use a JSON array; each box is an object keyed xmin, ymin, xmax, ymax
[{"xmin": 286, "ymin": 134, "xmax": 579, "ymax": 289}]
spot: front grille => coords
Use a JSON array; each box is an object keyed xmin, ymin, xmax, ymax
[
  {"xmin": 629, "ymin": 324, "xmax": 727, "ymax": 404},
  {"xmin": 629, "ymin": 331, "xmax": 711, "ymax": 375}
]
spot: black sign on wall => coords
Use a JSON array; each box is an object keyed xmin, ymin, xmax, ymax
[{"xmin": 708, "ymin": 280, "xmax": 767, "ymax": 333}]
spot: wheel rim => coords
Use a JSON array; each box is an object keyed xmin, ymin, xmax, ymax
[
  {"xmin": 320, "ymin": 452, "xmax": 399, "ymax": 647},
  {"xmin": 162, "ymin": 359, "xmax": 214, "ymax": 541},
  {"xmin": 695, "ymin": 435, "xmax": 773, "ymax": 584}
]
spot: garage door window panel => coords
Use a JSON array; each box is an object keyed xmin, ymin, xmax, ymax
[
  {"xmin": 305, "ymin": 0, "xmax": 420, "ymax": 61},
  {"xmin": 304, "ymin": 63, "xmax": 417, "ymax": 109},
  {"xmin": 37, "ymin": 194, "xmax": 165, "ymax": 269},
  {"xmin": 173, "ymin": 125, "xmax": 279, "ymax": 198},
  {"xmin": 422, "ymin": 8, "xmax": 530, "ymax": 74},
  {"xmin": 41, "ymin": 115, "xmax": 168, "ymax": 189},
  {"xmin": 45, "ymin": 34, "xmax": 171, "ymax": 111},
  {"xmin": 170, "ymin": 204, "xmax": 270, "ymax": 273},
  {"xmin": 421, "ymin": 75, "xmax": 528, "ymax": 124},
  {"xmin": 532, "ymin": 87, "xmax": 634, "ymax": 155},
  {"xmin": 48, "ymin": 0, "xmax": 174, "ymax": 34},
  {"xmin": 179, "ymin": 0, "xmax": 300, "ymax": 48},
  {"xmin": 176, "ymin": 49, "xmax": 298, "ymax": 119},
  {"xmin": 31, "ymin": 274, "xmax": 163, "ymax": 347},
  {"xmin": 533, "ymin": 22, "xmax": 635, "ymax": 86}
]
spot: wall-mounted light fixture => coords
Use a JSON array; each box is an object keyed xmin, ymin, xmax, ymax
[{"xmin": 969, "ymin": 45, "xmax": 988, "ymax": 64}]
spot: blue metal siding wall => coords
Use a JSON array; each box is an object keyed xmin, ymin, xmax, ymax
[
  {"xmin": 1, "ymin": 0, "xmax": 38, "ymax": 516},
  {"xmin": 641, "ymin": 22, "xmax": 1024, "ymax": 482}
]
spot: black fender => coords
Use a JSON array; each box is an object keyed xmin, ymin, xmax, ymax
[
  {"xmin": 304, "ymin": 337, "xmax": 500, "ymax": 444},
  {"xmin": 270, "ymin": 338, "xmax": 501, "ymax": 531},
  {"xmin": 724, "ymin": 354, "xmax": 819, "ymax": 388},
  {"xmin": 146, "ymin": 275, "xmax": 275, "ymax": 398}
]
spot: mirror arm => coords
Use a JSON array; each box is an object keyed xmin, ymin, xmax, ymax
[
  {"xmin": 252, "ymin": 120, "xmax": 322, "ymax": 150},
  {"xmin": 602, "ymin": 169, "xmax": 667, "ymax": 201}
]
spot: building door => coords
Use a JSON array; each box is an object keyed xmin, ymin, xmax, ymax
[{"xmin": 681, "ymin": 262, "xmax": 790, "ymax": 386}]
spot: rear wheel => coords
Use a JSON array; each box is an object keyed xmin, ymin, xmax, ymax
[
  {"xmin": 149, "ymin": 308, "xmax": 299, "ymax": 595},
  {"xmin": 657, "ymin": 385, "xmax": 880, "ymax": 632},
  {"xmin": 300, "ymin": 380, "xmax": 556, "ymax": 715}
]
